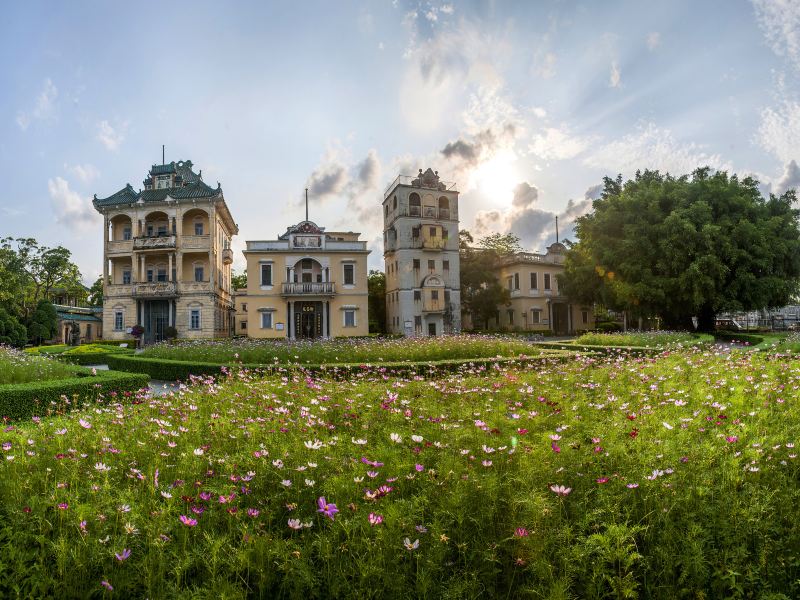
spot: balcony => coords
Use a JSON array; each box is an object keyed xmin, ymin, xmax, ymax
[
  {"xmin": 133, "ymin": 282, "xmax": 178, "ymax": 298},
  {"xmin": 392, "ymin": 206, "xmax": 457, "ymax": 221},
  {"xmin": 181, "ymin": 235, "xmax": 210, "ymax": 250},
  {"xmin": 180, "ymin": 280, "xmax": 212, "ymax": 293},
  {"xmin": 105, "ymin": 284, "xmax": 133, "ymax": 298},
  {"xmin": 422, "ymin": 299, "xmax": 446, "ymax": 313},
  {"xmin": 222, "ymin": 248, "xmax": 234, "ymax": 264},
  {"xmin": 411, "ymin": 238, "xmax": 448, "ymax": 251},
  {"xmin": 134, "ymin": 235, "xmax": 176, "ymax": 250},
  {"xmin": 281, "ymin": 282, "xmax": 336, "ymax": 296},
  {"xmin": 107, "ymin": 240, "xmax": 133, "ymax": 254}
]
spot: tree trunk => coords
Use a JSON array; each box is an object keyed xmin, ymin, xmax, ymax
[{"xmin": 697, "ymin": 304, "xmax": 716, "ymax": 333}]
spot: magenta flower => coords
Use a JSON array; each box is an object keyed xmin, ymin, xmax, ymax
[
  {"xmin": 368, "ymin": 512, "xmax": 384, "ymax": 526},
  {"xmin": 114, "ymin": 548, "xmax": 131, "ymax": 562},
  {"xmin": 551, "ymin": 441, "xmax": 561, "ymax": 453},
  {"xmin": 247, "ymin": 508, "xmax": 260, "ymax": 518},
  {"xmin": 179, "ymin": 514, "xmax": 197, "ymax": 527},
  {"xmin": 726, "ymin": 436, "xmax": 738, "ymax": 443},
  {"xmin": 415, "ymin": 464, "xmax": 424, "ymax": 472},
  {"xmin": 57, "ymin": 502, "xmax": 69, "ymax": 510},
  {"xmin": 101, "ymin": 580, "xmax": 113, "ymax": 591},
  {"xmin": 596, "ymin": 477, "xmax": 609, "ymax": 484},
  {"xmin": 514, "ymin": 527, "xmax": 529, "ymax": 538},
  {"xmin": 316, "ymin": 496, "xmax": 339, "ymax": 520}
]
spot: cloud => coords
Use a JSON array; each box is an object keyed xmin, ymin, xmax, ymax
[
  {"xmin": 306, "ymin": 160, "xmax": 349, "ymax": 198},
  {"xmin": 16, "ymin": 78, "xmax": 58, "ymax": 131},
  {"xmin": 439, "ymin": 123, "xmax": 518, "ymax": 183},
  {"xmin": 356, "ymin": 149, "xmax": 381, "ymax": 190},
  {"xmin": 583, "ymin": 183, "xmax": 603, "ymax": 201},
  {"xmin": 646, "ymin": 32, "xmax": 661, "ymax": 50},
  {"xmin": 529, "ymin": 127, "xmax": 594, "ymax": 161},
  {"xmin": 66, "ymin": 163, "xmax": 100, "ymax": 184},
  {"xmin": 472, "ymin": 180, "xmax": 594, "ymax": 250},
  {"xmin": 48, "ymin": 177, "xmax": 101, "ymax": 230},
  {"xmin": 533, "ymin": 51, "xmax": 557, "ymax": 79},
  {"xmin": 96, "ymin": 120, "xmax": 127, "ymax": 151},
  {"xmin": 752, "ymin": 0, "xmax": 800, "ymax": 71},
  {"xmin": 609, "ymin": 61, "xmax": 621, "ymax": 88},
  {"xmin": 756, "ymin": 95, "xmax": 800, "ymax": 163},
  {"xmin": 775, "ymin": 159, "xmax": 800, "ymax": 194},
  {"xmin": 584, "ymin": 122, "xmax": 731, "ymax": 175}
]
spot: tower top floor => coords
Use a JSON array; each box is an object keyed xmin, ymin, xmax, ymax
[{"xmin": 383, "ymin": 168, "xmax": 460, "ymax": 228}]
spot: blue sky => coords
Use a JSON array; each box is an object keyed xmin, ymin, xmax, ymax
[{"xmin": 1, "ymin": 0, "xmax": 799, "ymax": 283}]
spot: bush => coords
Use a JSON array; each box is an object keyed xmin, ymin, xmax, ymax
[
  {"xmin": 0, "ymin": 369, "xmax": 149, "ymax": 419},
  {"xmin": 26, "ymin": 300, "xmax": 58, "ymax": 346},
  {"xmin": 58, "ymin": 344, "xmax": 136, "ymax": 365},
  {"xmin": 594, "ymin": 321, "xmax": 623, "ymax": 332},
  {"xmin": 0, "ymin": 309, "xmax": 27, "ymax": 348},
  {"xmin": 714, "ymin": 331, "xmax": 765, "ymax": 346}
]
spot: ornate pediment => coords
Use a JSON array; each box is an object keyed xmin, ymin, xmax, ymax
[
  {"xmin": 293, "ymin": 221, "xmax": 324, "ymax": 234},
  {"xmin": 411, "ymin": 168, "xmax": 446, "ymax": 191}
]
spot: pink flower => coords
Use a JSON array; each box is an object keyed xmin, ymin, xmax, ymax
[
  {"xmin": 596, "ymin": 477, "xmax": 609, "ymax": 484},
  {"xmin": 247, "ymin": 508, "xmax": 260, "ymax": 518},
  {"xmin": 551, "ymin": 441, "xmax": 561, "ymax": 453},
  {"xmin": 549, "ymin": 484, "xmax": 572, "ymax": 496},
  {"xmin": 726, "ymin": 436, "xmax": 738, "ymax": 443},
  {"xmin": 79, "ymin": 419, "xmax": 91, "ymax": 429},
  {"xmin": 101, "ymin": 580, "xmax": 113, "ymax": 591},
  {"xmin": 415, "ymin": 464, "xmax": 424, "ymax": 472},
  {"xmin": 57, "ymin": 503, "xmax": 69, "ymax": 510},
  {"xmin": 514, "ymin": 527, "xmax": 529, "ymax": 537},
  {"xmin": 179, "ymin": 515, "xmax": 197, "ymax": 527},
  {"xmin": 368, "ymin": 512, "xmax": 384, "ymax": 526},
  {"xmin": 317, "ymin": 496, "xmax": 339, "ymax": 520},
  {"xmin": 114, "ymin": 548, "xmax": 131, "ymax": 562}
]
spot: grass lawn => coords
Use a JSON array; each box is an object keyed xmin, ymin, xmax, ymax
[
  {"xmin": 0, "ymin": 347, "xmax": 797, "ymax": 597},
  {"xmin": 573, "ymin": 330, "xmax": 711, "ymax": 347}
]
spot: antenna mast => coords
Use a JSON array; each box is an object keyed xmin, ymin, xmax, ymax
[
  {"xmin": 305, "ymin": 188, "xmax": 309, "ymax": 221},
  {"xmin": 162, "ymin": 145, "xmax": 165, "ymax": 165},
  {"xmin": 555, "ymin": 215, "xmax": 559, "ymax": 244}
]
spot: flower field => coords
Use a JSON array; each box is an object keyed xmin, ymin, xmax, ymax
[
  {"xmin": 0, "ymin": 346, "xmax": 82, "ymax": 384},
  {"xmin": 0, "ymin": 348, "xmax": 798, "ymax": 597},
  {"xmin": 138, "ymin": 334, "xmax": 546, "ymax": 365},
  {"xmin": 574, "ymin": 330, "xmax": 708, "ymax": 347}
]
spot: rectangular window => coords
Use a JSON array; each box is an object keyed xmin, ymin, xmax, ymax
[
  {"xmin": 157, "ymin": 269, "xmax": 167, "ymax": 282},
  {"xmin": 414, "ymin": 290, "xmax": 421, "ymax": 301},
  {"xmin": 194, "ymin": 222, "xmax": 204, "ymax": 236},
  {"xmin": 514, "ymin": 273, "xmax": 520, "ymax": 290},
  {"xmin": 444, "ymin": 290, "xmax": 451, "ymax": 304},
  {"xmin": 531, "ymin": 310, "xmax": 541, "ymax": 324},
  {"xmin": 122, "ymin": 270, "xmax": 131, "ymax": 285},
  {"xmin": 508, "ymin": 309, "xmax": 514, "ymax": 325},
  {"xmin": 190, "ymin": 309, "xmax": 201, "ymax": 330},
  {"xmin": 194, "ymin": 266, "xmax": 204, "ymax": 282},
  {"xmin": 114, "ymin": 311, "xmax": 124, "ymax": 331},
  {"xmin": 507, "ymin": 276, "xmax": 513, "ymax": 291},
  {"xmin": 443, "ymin": 260, "xmax": 449, "ymax": 271},
  {"xmin": 414, "ymin": 315, "xmax": 422, "ymax": 331},
  {"xmin": 544, "ymin": 273, "xmax": 551, "ymax": 290},
  {"xmin": 429, "ymin": 226, "xmax": 436, "ymax": 237},
  {"xmin": 302, "ymin": 259, "xmax": 312, "ymax": 270},
  {"xmin": 412, "ymin": 226, "xmax": 420, "ymax": 238},
  {"xmin": 431, "ymin": 290, "xmax": 439, "ymax": 301},
  {"xmin": 147, "ymin": 269, "xmax": 154, "ymax": 283},
  {"xmin": 157, "ymin": 226, "xmax": 167, "ymax": 237},
  {"xmin": 122, "ymin": 227, "xmax": 132, "ymax": 241},
  {"xmin": 261, "ymin": 312, "xmax": 273, "ymax": 329},
  {"xmin": 442, "ymin": 228, "xmax": 449, "ymax": 240},
  {"xmin": 530, "ymin": 272, "xmax": 538, "ymax": 290},
  {"xmin": 582, "ymin": 310, "xmax": 589, "ymax": 324},
  {"xmin": 343, "ymin": 264, "xmax": 354, "ymax": 285},
  {"xmin": 413, "ymin": 259, "xmax": 420, "ymax": 270},
  {"xmin": 260, "ymin": 264, "xmax": 272, "ymax": 286},
  {"xmin": 147, "ymin": 225, "xmax": 154, "ymax": 237},
  {"xmin": 242, "ymin": 303, "xmax": 248, "ymax": 311},
  {"xmin": 344, "ymin": 309, "xmax": 356, "ymax": 327},
  {"xmin": 428, "ymin": 259, "xmax": 435, "ymax": 271},
  {"xmin": 241, "ymin": 321, "xmax": 247, "ymax": 330}
]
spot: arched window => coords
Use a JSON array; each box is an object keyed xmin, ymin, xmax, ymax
[
  {"xmin": 409, "ymin": 193, "xmax": 421, "ymax": 216},
  {"xmin": 438, "ymin": 196, "xmax": 449, "ymax": 218}
]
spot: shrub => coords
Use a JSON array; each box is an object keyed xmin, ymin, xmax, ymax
[
  {"xmin": 26, "ymin": 300, "xmax": 58, "ymax": 346},
  {"xmin": 0, "ymin": 308, "xmax": 26, "ymax": 348}
]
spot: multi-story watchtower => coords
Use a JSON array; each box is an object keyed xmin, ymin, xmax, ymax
[{"xmin": 382, "ymin": 168, "xmax": 460, "ymax": 336}]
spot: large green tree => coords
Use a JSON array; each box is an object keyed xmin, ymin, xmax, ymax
[
  {"xmin": 460, "ymin": 230, "xmax": 515, "ymax": 329},
  {"xmin": 232, "ymin": 270, "xmax": 247, "ymax": 291},
  {"xmin": 560, "ymin": 168, "xmax": 800, "ymax": 331},
  {"xmin": 27, "ymin": 300, "xmax": 58, "ymax": 346},
  {"xmin": 87, "ymin": 276, "xmax": 104, "ymax": 307},
  {"xmin": 367, "ymin": 270, "xmax": 387, "ymax": 334},
  {"xmin": 0, "ymin": 308, "xmax": 27, "ymax": 347}
]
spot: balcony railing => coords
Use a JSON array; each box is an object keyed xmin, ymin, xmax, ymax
[
  {"xmin": 411, "ymin": 238, "xmax": 449, "ymax": 250},
  {"xmin": 133, "ymin": 282, "xmax": 178, "ymax": 297},
  {"xmin": 107, "ymin": 240, "xmax": 133, "ymax": 254},
  {"xmin": 422, "ymin": 299, "xmax": 446, "ymax": 313},
  {"xmin": 181, "ymin": 235, "xmax": 210, "ymax": 250},
  {"xmin": 281, "ymin": 282, "xmax": 336, "ymax": 296},
  {"xmin": 105, "ymin": 284, "xmax": 133, "ymax": 298},
  {"xmin": 134, "ymin": 235, "xmax": 176, "ymax": 250},
  {"xmin": 384, "ymin": 174, "xmax": 458, "ymax": 198},
  {"xmin": 393, "ymin": 206, "xmax": 456, "ymax": 220}
]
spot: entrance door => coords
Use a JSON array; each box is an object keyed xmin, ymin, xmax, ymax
[
  {"xmin": 552, "ymin": 303, "xmax": 568, "ymax": 335},
  {"xmin": 145, "ymin": 300, "xmax": 170, "ymax": 344},
  {"xmin": 428, "ymin": 322, "xmax": 436, "ymax": 336},
  {"xmin": 295, "ymin": 302, "xmax": 322, "ymax": 339}
]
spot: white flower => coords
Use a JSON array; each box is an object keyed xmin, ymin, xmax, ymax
[
  {"xmin": 304, "ymin": 479, "xmax": 315, "ymax": 487},
  {"xmin": 193, "ymin": 448, "xmax": 204, "ymax": 456},
  {"xmin": 411, "ymin": 435, "xmax": 423, "ymax": 443},
  {"xmin": 288, "ymin": 519, "xmax": 302, "ymax": 530},
  {"xmin": 390, "ymin": 433, "xmax": 402, "ymax": 444},
  {"xmin": 662, "ymin": 422, "xmax": 673, "ymax": 430},
  {"xmin": 272, "ymin": 459, "xmax": 284, "ymax": 468},
  {"xmin": 304, "ymin": 439, "xmax": 324, "ymax": 450},
  {"xmin": 94, "ymin": 462, "xmax": 111, "ymax": 472},
  {"xmin": 351, "ymin": 438, "xmax": 368, "ymax": 445},
  {"xmin": 160, "ymin": 491, "xmax": 172, "ymax": 499},
  {"xmin": 281, "ymin": 479, "xmax": 292, "ymax": 487},
  {"xmin": 403, "ymin": 537, "xmax": 420, "ymax": 550}
]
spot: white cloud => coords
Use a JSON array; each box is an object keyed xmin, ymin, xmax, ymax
[
  {"xmin": 584, "ymin": 122, "xmax": 731, "ymax": 175},
  {"xmin": 756, "ymin": 95, "xmax": 800, "ymax": 163},
  {"xmin": 646, "ymin": 32, "xmax": 661, "ymax": 50},
  {"xmin": 96, "ymin": 120, "xmax": 127, "ymax": 151},
  {"xmin": 752, "ymin": 0, "xmax": 800, "ymax": 70},
  {"xmin": 529, "ymin": 127, "xmax": 594, "ymax": 161},
  {"xmin": 66, "ymin": 163, "xmax": 100, "ymax": 184},
  {"xmin": 16, "ymin": 78, "xmax": 58, "ymax": 131},
  {"xmin": 775, "ymin": 159, "xmax": 800, "ymax": 194},
  {"xmin": 533, "ymin": 51, "xmax": 557, "ymax": 79},
  {"xmin": 609, "ymin": 61, "xmax": 621, "ymax": 88},
  {"xmin": 440, "ymin": 4, "xmax": 454, "ymax": 15},
  {"xmin": 48, "ymin": 177, "xmax": 101, "ymax": 230}
]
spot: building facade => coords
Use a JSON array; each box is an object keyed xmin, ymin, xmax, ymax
[
  {"xmin": 465, "ymin": 242, "xmax": 594, "ymax": 334},
  {"xmin": 383, "ymin": 168, "xmax": 461, "ymax": 336},
  {"xmin": 242, "ymin": 221, "xmax": 370, "ymax": 338},
  {"xmin": 93, "ymin": 160, "xmax": 238, "ymax": 344}
]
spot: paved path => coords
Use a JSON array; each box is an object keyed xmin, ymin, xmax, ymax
[{"xmin": 85, "ymin": 364, "xmax": 179, "ymax": 397}]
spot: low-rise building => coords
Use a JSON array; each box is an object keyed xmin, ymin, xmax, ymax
[
  {"xmin": 243, "ymin": 220, "xmax": 370, "ymax": 338},
  {"xmin": 92, "ymin": 159, "xmax": 238, "ymax": 344},
  {"xmin": 464, "ymin": 242, "xmax": 595, "ymax": 334}
]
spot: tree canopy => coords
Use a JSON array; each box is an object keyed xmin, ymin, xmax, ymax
[
  {"xmin": 367, "ymin": 270, "xmax": 387, "ymax": 334},
  {"xmin": 232, "ymin": 271, "xmax": 248, "ymax": 291},
  {"xmin": 460, "ymin": 231, "xmax": 518, "ymax": 329},
  {"xmin": 560, "ymin": 168, "xmax": 800, "ymax": 331}
]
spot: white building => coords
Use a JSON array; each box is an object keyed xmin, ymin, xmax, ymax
[{"xmin": 383, "ymin": 168, "xmax": 461, "ymax": 336}]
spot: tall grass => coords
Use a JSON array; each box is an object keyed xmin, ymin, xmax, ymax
[
  {"xmin": 0, "ymin": 346, "xmax": 82, "ymax": 384},
  {"xmin": 0, "ymin": 348, "xmax": 797, "ymax": 596},
  {"xmin": 139, "ymin": 334, "xmax": 544, "ymax": 365}
]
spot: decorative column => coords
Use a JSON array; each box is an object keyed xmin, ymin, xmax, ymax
[
  {"xmin": 322, "ymin": 301, "xmax": 328, "ymax": 339},
  {"xmin": 168, "ymin": 300, "xmax": 174, "ymax": 327},
  {"xmin": 288, "ymin": 302, "xmax": 294, "ymax": 339}
]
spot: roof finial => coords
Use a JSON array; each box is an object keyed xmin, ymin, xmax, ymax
[
  {"xmin": 555, "ymin": 215, "xmax": 559, "ymax": 244},
  {"xmin": 305, "ymin": 188, "xmax": 309, "ymax": 222}
]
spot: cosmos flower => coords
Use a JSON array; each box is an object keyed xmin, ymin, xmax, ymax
[
  {"xmin": 317, "ymin": 497, "xmax": 339, "ymax": 520},
  {"xmin": 514, "ymin": 527, "xmax": 529, "ymax": 537},
  {"xmin": 114, "ymin": 548, "xmax": 131, "ymax": 562},
  {"xmin": 390, "ymin": 433, "xmax": 402, "ymax": 444},
  {"xmin": 179, "ymin": 515, "xmax": 197, "ymax": 527},
  {"xmin": 101, "ymin": 580, "xmax": 113, "ymax": 591},
  {"xmin": 368, "ymin": 512, "xmax": 384, "ymax": 526},
  {"xmin": 549, "ymin": 485, "xmax": 572, "ymax": 496},
  {"xmin": 403, "ymin": 538, "xmax": 419, "ymax": 551}
]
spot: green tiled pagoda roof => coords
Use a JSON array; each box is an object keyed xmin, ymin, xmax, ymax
[{"xmin": 56, "ymin": 311, "xmax": 102, "ymax": 323}]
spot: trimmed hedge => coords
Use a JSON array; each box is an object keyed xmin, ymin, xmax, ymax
[
  {"xmin": 713, "ymin": 331, "xmax": 765, "ymax": 346},
  {"xmin": 0, "ymin": 369, "xmax": 150, "ymax": 420},
  {"xmin": 105, "ymin": 351, "xmax": 576, "ymax": 381}
]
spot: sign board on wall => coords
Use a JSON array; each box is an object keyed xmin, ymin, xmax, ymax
[{"xmin": 275, "ymin": 322, "xmax": 284, "ymax": 331}]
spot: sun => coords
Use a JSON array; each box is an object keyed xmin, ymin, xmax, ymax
[{"xmin": 471, "ymin": 150, "xmax": 519, "ymax": 199}]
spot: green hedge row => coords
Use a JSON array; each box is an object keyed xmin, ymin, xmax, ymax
[
  {"xmin": 58, "ymin": 350, "xmax": 135, "ymax": 365},
  {"xmin": 713, "ymin": 331, "xmax": 765, "ymax": 346},
  {"xmin": 105, "ymin": 351, "xmax": 575, "ymax": 381},
  {"xmin": 0, "ymin": 369, "xmax": 150, "ymax": 420}
]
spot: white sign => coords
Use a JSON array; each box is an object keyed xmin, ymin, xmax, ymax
[
  {"xmin": 275, "ymin": 322, "xmax": 285, "ymax": 331},
  {"xmin": 126, "ymin": 327, "xmax": 133, "ymax": 334}
]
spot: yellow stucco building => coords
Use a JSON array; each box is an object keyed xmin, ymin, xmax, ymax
[
  {"xmin": 93, "ymin": 160, "xmax": 238, "ymax": 344},
  {"xmin": 242, "ymin": 220, "xmax": 370, "ymax": 339}
]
